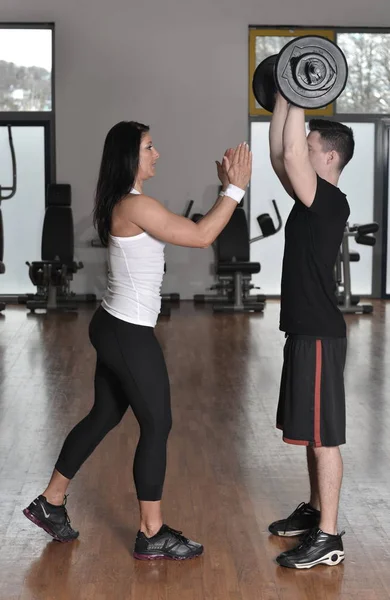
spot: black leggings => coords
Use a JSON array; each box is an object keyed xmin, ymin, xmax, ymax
[{"xmin": 55, "ymin": 306, "xmax": 172, "ymax": 501}]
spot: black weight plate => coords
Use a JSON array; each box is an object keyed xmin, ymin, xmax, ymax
[
  {"xmin": 252, "ymin": 54, "xmax": 278, "ymax": 113},
  {"xmin": 275, "ymin": 36, "xmax": 348, "ymax": 109}
]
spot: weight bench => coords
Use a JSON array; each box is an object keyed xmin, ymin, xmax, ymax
[
  {"xmin": 214, "ymin": 206, "xmax": 263, "ymax": 313},
  {"xmin": 19, "ymin": 184, "xmax": 84, "ymax": 313},
  {"xmin": 194, "ymin": 201, "xmax": 282, "ymax": 313},
  {"xmin": 334, "ymin": 222, "xmax": 379, "ymax": 314},
  {"xmin": 194, "ymin": 206, "xmax": 264, "ymax": 312}
]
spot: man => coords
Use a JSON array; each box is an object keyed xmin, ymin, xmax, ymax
[{"xmin": 268, "ymin": 92, "xmax": 355, "ymax": 569}]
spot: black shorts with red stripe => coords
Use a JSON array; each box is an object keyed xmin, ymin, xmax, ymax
[{"xmin": 277, "ymin": 335, "xmax": 347, "ymax": 448}]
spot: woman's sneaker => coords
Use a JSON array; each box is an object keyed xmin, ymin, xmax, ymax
[
  {"xmin": 133, "ymin": 524, "xmax": 203, "ymax": 560},
  {"xmin": 269, "ymin": 502, "xmax": 320, "ymax": 537},
  {"xmin": 23, "ymin": 495, "xmax": 79, "ymax": 543}
]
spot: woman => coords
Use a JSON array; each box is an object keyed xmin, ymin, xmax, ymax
[{"xmin": 23, "ymin": 121, "xmax": 252, "ymax": 560}]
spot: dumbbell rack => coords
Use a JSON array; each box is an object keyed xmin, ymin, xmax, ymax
[{"xmin": 334, "ymin": 222, "xmax": 379, "ymax": 315}]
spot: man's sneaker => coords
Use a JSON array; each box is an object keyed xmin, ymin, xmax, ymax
[
  {"xmin": 23, "ymin": 495, "xmax": 79, "ymax": 543},
  {"xmin": 268, "ymin": 502, "xmax": 320, "ymax": 537},
  {"xmin": 276, "ymin": 528, "xmax": 345, "ymax": 569},
  {"xmin": 133, "ymin": 524, "xmax": 203, "ymax": 561}
]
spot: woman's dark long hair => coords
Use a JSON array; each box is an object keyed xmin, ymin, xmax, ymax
[{"xmin": 93, "ymin": 121, "xmax": 149, "ymax": 246}]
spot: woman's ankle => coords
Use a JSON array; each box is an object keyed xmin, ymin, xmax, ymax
[
  {"xmin": 140, "ymin": 521, "xmax": 163, "ymax": 538},
  {"xmin": 42, "ymin": 490, "xmax": 64, "ymax": 506}
]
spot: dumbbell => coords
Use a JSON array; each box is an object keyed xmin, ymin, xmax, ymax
[{"xmin": 252, "ymin": 35, "xmax": 348, "ymax": 113}]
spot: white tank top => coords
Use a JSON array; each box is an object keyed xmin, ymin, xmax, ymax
[{"xmin": 101, "ymin": 189, "xmax": 165, "ymax": 327}]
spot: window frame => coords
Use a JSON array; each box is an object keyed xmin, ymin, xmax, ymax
[
  {"xmin": 249, "ymin": 26, "xmax": 390, "ymax": 118},
  {"xmin": 249, "ymin": 27, "xmax": 336, "ymax": 117},
  {"xmin": 0, "ymin": 22, "xmax": 55, "ymax": 181},
  {"xmin": 248, "ymin": 26, "xmax": 390, "ymax": 298}
]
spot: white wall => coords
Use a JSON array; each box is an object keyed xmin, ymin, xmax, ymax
[{"xmin": 1, "ymin": 0, "xmax": 390, "ymax": 298}]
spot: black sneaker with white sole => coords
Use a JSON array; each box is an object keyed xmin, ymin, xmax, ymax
[
  {"xmin": 23, "ymin": 494, "xmax": 79, "ymax": 543},
  {"xmin": 268, "ymin": 502, "xmax": 320, "ymax": 537},
  {"xmin": 276, "ymin": 527, "xmax": 345, "ymax": 569},
  {"xmin": 133, "ymin": 524, "xmax": 203, "ymax": 561}
]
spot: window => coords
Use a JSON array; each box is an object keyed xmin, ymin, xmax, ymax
[
  {"xmin": 249, "ymin": 28, "xmax": 335, "ymax": 117},
  {"xmin": 249, "ymin": 27, "xmax": 390, "ymax": 117},
  {"xmin": 0, "ymin": 27, "xmax": 52, "ymax": 112},
  {"xmin": 0, "ymin": 125, "xmax": 47, "ymax": 293},
  {"xmin": 0, "ymin": 24, "xmax": 54, "ymax": 298},
  {"xmin": 337, "ymin": 33, "xmax": 390, "ymax": 114},
  {"xmin": 248, "ymin": 27, "xmax": 390, "ymax": 299},
  {"xmin": 249, "ymin": 121, "xmax": 376, "ymax": 295}
]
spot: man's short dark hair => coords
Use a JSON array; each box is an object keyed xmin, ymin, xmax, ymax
[{"xmin": 309, "ymin": 119, "xmax": 355, "ymax": 172}]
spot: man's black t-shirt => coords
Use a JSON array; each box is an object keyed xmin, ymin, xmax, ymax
[{"xmin": 280, "ymin": 175, "xmax": 350, "ymax": 337}]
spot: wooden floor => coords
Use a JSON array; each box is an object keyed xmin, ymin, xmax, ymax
[{"xmin": 1, "ymin": 300, "xmax": 390, "ymax": 600}]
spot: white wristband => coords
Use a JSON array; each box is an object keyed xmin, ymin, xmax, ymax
[{"xmin": 220, "ymin": 184, "xmax": 245, "ymax": 203}]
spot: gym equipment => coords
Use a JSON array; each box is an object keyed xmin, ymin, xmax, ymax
[
  {"xmin": 19, "ymin": 184, "xmax": 85, "ymax": 312},
  {"xmin": 334, "ymin": 222, "xmax": 379, "ymax": 314},
  {"xmin": 252, "ymin": 36, "xmax": 348, "ymax": 112},
  {"xmin": 194, "ymin": 200, "xmax": 282, "ymax": 313},
  {"xmin": 0, "ymin": 125, "xmax": 17, "ymax": 312},
  {"xmin": 250, "ymin": 200, "xmax": 282, "ymax": 243}
]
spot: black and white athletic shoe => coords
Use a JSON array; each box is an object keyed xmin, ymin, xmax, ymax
[
  {"xmin": 23, "ymin": 495, "xmax": 79, "ymax": 543},
  {"xmin": 276, "ymin": 527, "xmax": 345, "ymax": 569},
  {"xmin": 268, "ymin": 502, "xmax": 320, "ymax": 537},
  {"xmin": 133, "ymin": 524, "xmax": 203, "ymax": 561}
]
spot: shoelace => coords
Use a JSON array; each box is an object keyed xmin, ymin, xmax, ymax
[
  {"xmin": 62, "ymin": 494, "xmax": 73, "ymax": 528},
  {"xmin": 283, "ymin": 502, "xmax": 310, "ymax": 534},
  {"xmin": 297, "ymin": 528, "xmax": 345, "ymax": 550},
  {"xmin": 165, "ymin": 526, "xmax": 189, "ymax": 545},
  {"xmin": 296, "ymin": 528, "xmax": 319, "ymax": 550}
]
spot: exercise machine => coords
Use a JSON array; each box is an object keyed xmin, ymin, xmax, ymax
[
  {"xmin": 334, "ymin": 222, "xmax": 379, "ymax": 314},
  {"xmin": 194, "ymin": 199, "xmax": 282, "ymax": 313},
  {"xmin": 0, "ymin": 125, "xmax": 17, "ymax": 312},
  {"xmin": 19, "ymin": 184, "xmax": 88, "ymax": 313}
]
